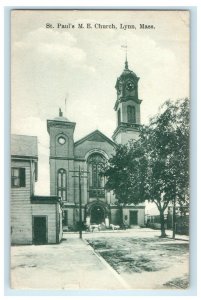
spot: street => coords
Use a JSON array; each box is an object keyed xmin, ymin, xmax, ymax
[{"xmin": 11, "ymin": 228, "xmax": 189, "ymax": 290}]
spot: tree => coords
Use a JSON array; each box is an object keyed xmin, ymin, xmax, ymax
[
  {"xmin": 104, "ymin": 98, "xmax": 190, "ymax": 238},
  {"xmin": 104, "ymin": 142, "xmax": 146, "ymax": 205},
  {"xmin": 104, "ymin": 141, "xmax": 147, "ymax": 227},
  {"xmin": 158, "ymin": 98, "xmax": 190, "ymax": 237},
  {"xmin": 141, "ymin": 98, "xmax": 189, "ymax": 237}
]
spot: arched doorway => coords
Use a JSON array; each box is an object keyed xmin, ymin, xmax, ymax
[
  {"xmin": 85, "ymin": 200, "xmax": 110, "ymax": 226},
  {"xmin": 90, "ymin": 205, "xmax": 105, "ymax": 224}
]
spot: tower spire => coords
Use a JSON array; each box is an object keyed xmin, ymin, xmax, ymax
[
  {"xmin": 59, "ymin": 107, "xmax": 63, "ymax": 117},
  {"xmin": 121, "ymin": 44, "xmax": 128, "ymax": 70},
  {"xmin": 125, "ymin": 50, "xmax": 128, "ymax": 70}
]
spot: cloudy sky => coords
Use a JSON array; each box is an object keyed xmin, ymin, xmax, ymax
[{"xmin": 11, "ymin": 10, "xmax": 189, "ymax": 195}]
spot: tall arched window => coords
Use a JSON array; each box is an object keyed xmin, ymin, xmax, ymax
[
  {"xmin": 118, "ymin": 109, "xmax": 121, "ymax": 125},
  {"xmin": 57, "ymin": 168, "xmax": 67, "ymax": 201},
  {"xmin": 127, "ymin": 105, "xmax": 136, "ymax": 123},
  {"xmin": 87, "ymin": 153, "xmax": 106, "ymax": 198}
]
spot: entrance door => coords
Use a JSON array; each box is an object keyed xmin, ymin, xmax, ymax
[
  {"xmin": 130, "ymin": 211, "xmax": 138, "ymax": 225},
  {"xmin": 33, "ymin": 216, "xmax": 47, "ymax": 244},
  {"xmin": 90, "ymin": 205, "xmax": 105, "ymax": 224}
]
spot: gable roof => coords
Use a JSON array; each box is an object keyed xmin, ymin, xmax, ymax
[
  {"xmin": 74, "ymin": 130, "xmax": 116, "ymax": 147},
  {"xmin": 11, "ymin": 134, "xmax": 38, "ymax": 158}
]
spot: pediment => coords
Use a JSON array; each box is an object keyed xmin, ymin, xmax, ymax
[{"xmin": 75, "ymin": 130, "xmax": 116, "ymax": 147}]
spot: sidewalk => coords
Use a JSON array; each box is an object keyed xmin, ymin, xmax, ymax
[
  {"xmin": 11, "ymin": 235, "xmax": 129, "ymax": 290},
  {"xmin": 72, "ymin": 228, "xmax": 189, "ymax": 242},
  {"xmin": 163, "ymin": 230, "xmax": 189, "ymax": 242}
]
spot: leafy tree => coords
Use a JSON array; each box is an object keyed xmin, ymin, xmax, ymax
[
  {"xmin": 104, "ymin": 98, "xmax": 190, "ymax": 238},
  {"xmin": 104, "ymin": 141, "xmax": 147, "ymax": 228},
  {"xmin": 104, "ymin": 142, "xmax": 146, "ymax": 205}
]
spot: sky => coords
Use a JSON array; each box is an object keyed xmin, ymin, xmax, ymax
[{"xmin": 11, "ymin": 10, "xmax": 189, "ymax": 196}]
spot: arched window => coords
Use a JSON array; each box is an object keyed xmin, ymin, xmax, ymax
[
  {"xmin": 127, "ymin": 105, "xmax": 136, "ymax": 123},
  {"xmin": 118, "ymin": 109, "xmax": 121, "ymax": 125},
  {"xmin": 87, "ymin": 153, "xmax": 106, "ymax": 198},
  {"xmin": 57, "ymin": 168, "xmax": 67, "ymax": 201}
]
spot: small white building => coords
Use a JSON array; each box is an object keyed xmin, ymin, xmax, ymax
[{"xmin": 11, "ymin": 134, "xmax": 63, "ymax": 245}]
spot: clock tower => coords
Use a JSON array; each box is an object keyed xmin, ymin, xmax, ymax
[{"xmin": 112, "ymin": 59, "xmax": 142, "ymax": 144}]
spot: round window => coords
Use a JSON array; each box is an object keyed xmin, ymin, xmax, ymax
[{"xmin": 58, "ymin": 136, "xmax": 66, "ymax": 145}]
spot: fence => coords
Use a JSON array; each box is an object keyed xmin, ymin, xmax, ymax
[{"xmin": 146, "ymin": 214, "xmax": 189, "ymax": 235}]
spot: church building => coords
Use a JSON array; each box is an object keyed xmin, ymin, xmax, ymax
[{"xmin": 47, "ymin": 59, "xmax": 145, "ymax": 230}]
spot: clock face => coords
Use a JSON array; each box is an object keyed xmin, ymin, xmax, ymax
[
  {"xmin": 58, "ymin": 136, "xmax": 66, "ymax": 145},
  {"xmin": 126, "ymin": 81, "xmax": 135, "ymax": 91}
]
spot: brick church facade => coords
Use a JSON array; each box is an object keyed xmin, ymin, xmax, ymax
[{"xmin": 47, "ymin": 59, "xmax": 145, "ymax": 230}]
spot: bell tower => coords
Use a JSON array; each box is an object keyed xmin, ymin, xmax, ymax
[{"xmin": 112, "ymin": 59, "xmax": 142, "ymax": 144}]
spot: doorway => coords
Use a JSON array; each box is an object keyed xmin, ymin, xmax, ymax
[
  {"xmin": 33, "ymin": 216, "xmax": 47, "ymax": 244},
  {"xmin": 130, "ymin": 211, "xmax": 138, "ymax": 225},
  {"xmin": 90, "ymin": 205, "xmax": 105, "ymax": 224}
]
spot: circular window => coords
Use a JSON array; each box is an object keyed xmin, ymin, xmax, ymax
[{"xmin": 58, "ymin": 136, "xmax": 66, "ymax": 145}]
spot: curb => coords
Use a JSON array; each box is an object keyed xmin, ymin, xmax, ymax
[
  {"xmin": 82, "ymin": 239, "xmax": 131, "ymax": 290},
  {"xmin": 166, "ymin": 237, "xmax": 189, "ymax": 242}
]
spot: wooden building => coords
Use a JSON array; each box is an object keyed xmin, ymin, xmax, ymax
[{"xmin": 11, "ymin": 134, "xmax": 62, "ymax": 245}]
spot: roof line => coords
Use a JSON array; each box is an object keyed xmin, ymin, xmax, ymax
[
  {"xmin": 11, "ymin": 133, "xmax": 37, "ymax": 138},
  {"xmin": 11, "ymin": 155, "xmax": 38, "ymax": 160},
  {"xmin": 74, "ymin": 129, "xmax": 117, "ymax": 147}
]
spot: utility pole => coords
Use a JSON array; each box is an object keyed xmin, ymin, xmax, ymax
[
  {"xmin": 78, "ymin": 166, "xmax": 82, "ymax": 239},
  {"xmin": 70, "ymin": 166, "xmax": 88, "ymax": 239}
]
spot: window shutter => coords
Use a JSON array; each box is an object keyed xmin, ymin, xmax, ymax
[{"xmin": 20, "ymin": 168, "xmax": 26, "ymax": 187}]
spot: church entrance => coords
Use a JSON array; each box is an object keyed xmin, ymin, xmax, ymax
[
  {"xmin": 90, "ymin": 205, "xmax": 105, "ymax": 224},
  {"xmin": 85, "ymin": 200, "xmax": 110, "ymax": 226}
]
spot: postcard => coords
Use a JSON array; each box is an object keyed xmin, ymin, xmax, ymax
[{"xmin": 10, "ymin": 10, "xmax": 190, "ymax": 291}]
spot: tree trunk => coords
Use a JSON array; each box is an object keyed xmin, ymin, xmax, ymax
[
  {"xmin": 172, "ymin": 197, "xmax": 176, "ymax": 239},
  {"xmin": 119, "ymin": 205, "xmax": 123, "ymax": 227},
  {"xmin": 160, "ymin": 210, "xmax": 167, "ymax": 238}
]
